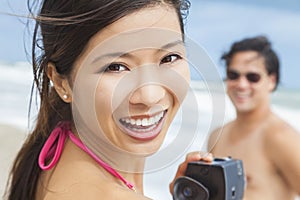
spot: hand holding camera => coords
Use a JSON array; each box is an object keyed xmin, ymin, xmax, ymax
[{"xmin": 172, "ymin": 155, "xmax": 246, "ymax": 200}]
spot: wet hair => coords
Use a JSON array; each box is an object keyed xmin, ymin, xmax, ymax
[
  {"xmin": 221, "ymin": 35, "xmax": 280, "ymax": 91},
  {"xmin": 4, "ymin": 0, "xmax": 190, "ymax": 199}
]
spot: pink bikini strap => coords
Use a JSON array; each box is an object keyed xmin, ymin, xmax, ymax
[
  {"xmin": 38, "ymin": 121, "xmax": 135, "ymax": 191},
  {"xmin": 38, "ymin": 121, "xmax": 67, "ymax": 171}
]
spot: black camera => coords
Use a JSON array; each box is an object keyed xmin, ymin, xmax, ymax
[{"xmin": 173, "ymin": 158, "xmax": 245, "ymax": 200}]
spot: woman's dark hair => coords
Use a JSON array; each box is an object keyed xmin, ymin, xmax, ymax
[
  {"xmin": 221, "ymin": 35, "xmax": 280, "ymax": 91},
  {"xmin": 4, "ymin": 0, "xmax": 190, "ymax": 199}
]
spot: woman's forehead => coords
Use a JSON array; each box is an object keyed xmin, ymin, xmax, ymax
[{"xmin": 84, "ymin": 6, "xmax": 182, "ymax": 52}]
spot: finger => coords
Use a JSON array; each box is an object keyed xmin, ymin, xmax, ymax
[
  {"xmin": 185, "ymin": 151, "xmax": 202, "ymax": 161},
  {"xmin": 186, "ymin": 151, "xmax": 213, "ymax": 162},
  {"xmin": 201, "ymin": 152, "xmax": 213, "ymax": 162}
]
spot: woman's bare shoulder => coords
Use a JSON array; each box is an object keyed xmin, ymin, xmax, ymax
[
  {"xmin": 38, "ymin": 161, "xmax": 152, "ymax": 200},
  {"xmin": 42, "ymin": 181, "xmax": 151, "ymax": 200}
]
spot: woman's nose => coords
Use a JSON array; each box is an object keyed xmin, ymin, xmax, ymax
[{"xmin": 129, "ymin": 84, "xmax": 166, "ymax": 107}]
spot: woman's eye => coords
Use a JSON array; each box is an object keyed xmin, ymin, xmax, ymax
[
  {"xmin": 105, "ymin": 63, "xmax": 129, "ymax": 72},
  {"xmin": 160, "ymin": 54, "xmax": 182, "ymax": 64}
]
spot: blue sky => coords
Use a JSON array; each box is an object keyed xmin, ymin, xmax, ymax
[
  {"xmin": 0, "ymin": 0, "xmax": 299, "ymax": 88},
  {"xmin": 0, "ymin": 0, "xmax": 28, "ymax": 62}
]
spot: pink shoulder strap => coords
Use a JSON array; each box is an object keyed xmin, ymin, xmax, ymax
[{"xmin": 38, "ymin": 121, "xmax": 135, "ymax": 191}]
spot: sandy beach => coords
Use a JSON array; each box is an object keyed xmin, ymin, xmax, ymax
[{"xmin": 0, "ymin": 124, "xmax": 27, "ymax": 199}]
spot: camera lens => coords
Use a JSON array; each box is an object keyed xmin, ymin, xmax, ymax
[
  {"xmin": 183, "ymin": 187, "xmax": 193, "ymax": 197},
  {"xmin": 173, "ymin": 177, "xmax": 209, "ymax": 200}
]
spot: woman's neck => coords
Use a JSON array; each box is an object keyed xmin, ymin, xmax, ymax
[
  {"xmin": 69, "ymin": 122, "xmax": 147, "ymax": 193},
  {"xmin": 66, "ymin": 137, "xmax": 146, "ymax": 193}
]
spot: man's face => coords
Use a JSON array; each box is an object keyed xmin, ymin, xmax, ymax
[{"xmin": 226, "ymin": 51, "xmax": 276, "ymax": 113}]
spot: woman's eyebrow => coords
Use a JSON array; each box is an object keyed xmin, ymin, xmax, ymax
[
  {"xmin": 160, "ymin": 39, "xmax": 184, "ymax": 50},
  {"xmin": 92, "ymin": 52, "xmax": 132, "ymax": 64},
  {"xmin": 91, "ymin": 40, "xmax": 184, "ymax": 64}
]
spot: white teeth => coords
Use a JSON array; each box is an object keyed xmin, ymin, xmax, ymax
[
  {"xmin": 120, "ymin": 111, "xmax": 164, "ymax": 127},
  {"xmin": 136, "ymin": 119, "xmax": 142, "ymax": 126},
  {"xmin": 149, "ymin": 117, "xmax": 154, "ymax": 125},
  {"xmin": 130, "ymin": 119, "xmax": 135, "ymax": 125},
  {"xmin": 142, "ymin": 118, "xmax": 148, "ymax": 126}
]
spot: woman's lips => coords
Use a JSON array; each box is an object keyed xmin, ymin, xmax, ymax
[{"xmin": 119, "ymin": 110, "xmax": 167, "ymax": 141}]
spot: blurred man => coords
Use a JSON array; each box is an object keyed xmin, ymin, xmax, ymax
[{"xmin": 208, "ymin": 36, "xmax": 300, "ymax": 200}]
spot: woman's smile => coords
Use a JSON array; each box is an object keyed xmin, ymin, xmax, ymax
[{"xmin": 119, "ymin": 110, "xmax": 167, "ymax": 141}]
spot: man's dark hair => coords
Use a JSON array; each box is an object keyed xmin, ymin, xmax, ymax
[{"xmin": 221, "ymin": 35, "xmax": 280, "ymax": 91}]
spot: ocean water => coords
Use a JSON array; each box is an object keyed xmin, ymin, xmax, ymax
[
  {"xmin": 0, "ymin": 61, "xmax": 33, "ymax": 129},
  {"xmin": 0, "ymin": 62, "xmax": 300, "ymax": 199}
]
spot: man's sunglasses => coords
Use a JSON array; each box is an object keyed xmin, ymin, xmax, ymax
[{"xmin": 226, "ymin": 70, "xmax": 261, "ymax": 83}]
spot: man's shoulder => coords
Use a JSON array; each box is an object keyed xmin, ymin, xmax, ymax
[
  {"xmin": 208, "ymin": 122, "xmax": 234, "ymax": 151},
  {"xmin": 211, "ymin": 121, "xmax": 234, "ymax": 135},
  {"xmin": 264, "ymin": 114, "xmax": 300, "ymax": 152},
  {"xmin": 265, "ymin": 114, "xmax": 299, "ymax": 136},
  {"xmin": 262, "ymin": 114, "xmax": 300, "ymax": 194}
]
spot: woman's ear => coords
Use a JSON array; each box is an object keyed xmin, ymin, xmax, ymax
[
  {"xmin": 268, "ymin": 73, "xmax": 276, "ymax": 92},
  {"xmin": 47, "ymin": 63, "xmax": 72, "ymax": 103}
]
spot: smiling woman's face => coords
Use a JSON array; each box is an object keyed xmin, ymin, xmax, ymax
[{"xmin": 70, "ymin": 5, "xmax": 190, "ymax": 155}]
